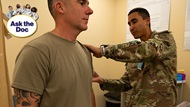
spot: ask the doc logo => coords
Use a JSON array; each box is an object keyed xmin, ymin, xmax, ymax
[{"xmin": 7, "ymin": 15, "xmax": 37, "ymax": 38}]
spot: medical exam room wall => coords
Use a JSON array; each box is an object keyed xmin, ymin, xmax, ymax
[{"xmin": 1, "ymin": 0, "xmax": 190, "ymax": 107}]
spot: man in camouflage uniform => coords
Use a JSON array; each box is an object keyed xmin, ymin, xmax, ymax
[{"xmin": 86, "ymin": 7, "xmax": 177, "ymax": 107}]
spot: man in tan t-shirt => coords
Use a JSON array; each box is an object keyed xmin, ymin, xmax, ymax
[{"xmin": 11, "ymin": 0, "xmax": 95, "ymax": 107}]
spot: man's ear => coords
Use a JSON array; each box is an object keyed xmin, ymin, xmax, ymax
[
  {"xmin": 54, "ymin": 1, "xmax": 65, "ymax": 14},
  {"xmin": 145, "ymin": 17, "xmax": 150, "ymax": 26}
]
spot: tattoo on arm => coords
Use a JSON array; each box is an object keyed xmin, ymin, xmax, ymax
[{"xmin": 14, "ymin": 88, "xmax": 42, "ymax": 107}]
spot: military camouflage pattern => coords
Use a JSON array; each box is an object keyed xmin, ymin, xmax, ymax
[{"xmin": 101, "ymin": 30, "xmax": 177, "ymax": 107}]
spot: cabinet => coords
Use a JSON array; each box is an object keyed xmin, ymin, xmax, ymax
[{"xmin": 176, "ymin": 81, "xmax": 185, "ymax": 104}]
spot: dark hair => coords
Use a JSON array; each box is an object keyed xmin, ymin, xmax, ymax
[
  {"xmin": 47, "ymin": 0, "xmax": 53, "ymax": 16},
  {"xmin": 16, "ymin": 4, "xmax": 21, "ymax": 8},
  {"xmin": 128, "ymin": 7, "xmax": 150, "ymax": 19},
  {"xmin": 26, "ymin": 4, "xmax": 31, "ymax": 9},
  {"xmin": 31, "ymin": 7, "xmax": 37, "ymax": 13},
  {"xmin": 8, "ymin": 5, "xmax": 12, "ymax": 8},
  {"xmin": 128, "ymin": 7, "xmax": 150, "ymax": 27}
]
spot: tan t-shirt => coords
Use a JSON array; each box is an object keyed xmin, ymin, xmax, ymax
[{"xmin": 12, "ymin": 32, "xmax": 93, "ymax": 107}]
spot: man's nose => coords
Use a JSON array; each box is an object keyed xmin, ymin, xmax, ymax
[
  {"xmin": 130, "ymin": 24, "xmax": 134, "ymax": 31},
  {"xmin": 86, "ymin": 6, "xmax": 93, "ymax": 15}
]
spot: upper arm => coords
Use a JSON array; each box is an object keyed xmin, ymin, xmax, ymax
[{"xmin": 13, "ymin": 88, "xmax": 42, "ymax": 107}]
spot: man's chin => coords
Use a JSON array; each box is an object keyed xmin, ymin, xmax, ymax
[
  {"xmin": 82, "ymin": 27, "xmax": 88, "ymax": 31},
  {"xmin": 133, "ymin": 36, "xmax": 139, "ymax": 39},
  {"xmin": 133, "ymin": 34, "xmax": 141, "ymax": 39}
]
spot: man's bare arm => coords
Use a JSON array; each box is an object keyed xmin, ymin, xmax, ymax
[{"xmin": 13, "ymin": 88, "xmax": 42, "ymax": 107}]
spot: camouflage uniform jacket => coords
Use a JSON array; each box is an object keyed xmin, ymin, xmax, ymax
[{"xmin": 100, "ymin": 30, "xmax": 177, "ymax": 107}]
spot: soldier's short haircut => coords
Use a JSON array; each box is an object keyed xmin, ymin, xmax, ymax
[{"xmin": 128, "ymin": 7, "xmax": 150, "ymax": 20}]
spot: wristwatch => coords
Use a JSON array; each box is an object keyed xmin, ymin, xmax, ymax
[{"xmin": 100, "ymin": 45, "xmax": 108, "ymax": 56}]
